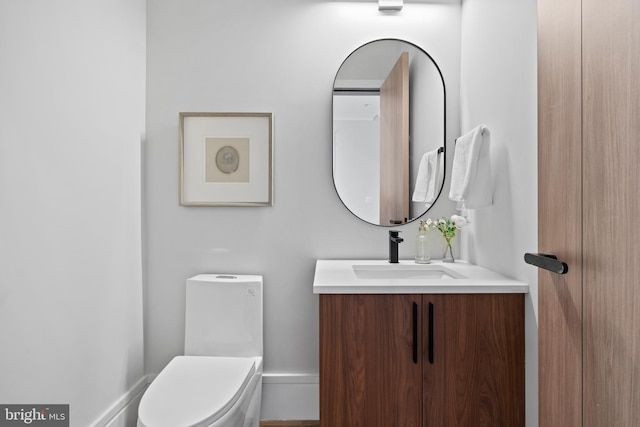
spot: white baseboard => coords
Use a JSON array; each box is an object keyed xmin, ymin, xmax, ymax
[
  {"xmin": 90, "ymin": 376, "xmax": 151, "ymax": 427},
  {"xmin": 260, "ymin": 373, "xmax": 319, "ymax": 420},
  {"xmin": 90, "ymin": 372, "xmax": 319, "ymax": 426}
]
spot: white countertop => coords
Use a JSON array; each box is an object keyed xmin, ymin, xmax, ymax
[{"xmin": 313, "ymin": 259, "xmax": 529, "ymax": 294}]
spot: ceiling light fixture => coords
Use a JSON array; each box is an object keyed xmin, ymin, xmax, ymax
[{"xmin": 378, "ymin": 0, "xmax": 403, "ymax": 11}]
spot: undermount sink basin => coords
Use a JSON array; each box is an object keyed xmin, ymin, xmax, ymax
[{"xmin": 352, "ymin": 264, "xmax": 466, "ymax": 280}]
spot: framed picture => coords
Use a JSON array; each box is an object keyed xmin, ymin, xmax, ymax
[{"xmin": 179, "ymin": 112, "xmax": 273, "ymax": 206}]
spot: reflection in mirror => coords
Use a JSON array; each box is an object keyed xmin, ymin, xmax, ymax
[{"xmin": 333, "ymin": 39, "xmax": 446, "ymax": 226}]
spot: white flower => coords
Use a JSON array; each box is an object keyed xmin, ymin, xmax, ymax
[{"xmin": 450, "ymin": 215, "xmax": 468, "ymax": 228}]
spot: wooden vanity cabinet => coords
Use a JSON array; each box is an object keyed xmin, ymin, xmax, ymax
[
  {"xmin": 319, "ymin": 294, "xmax": 422, "ymax": 427},
  {"xmin": 423, "ymin": 294, "xmax": 525, "ymax": 427},
  {"xmin": 319, "ymin": 293, "xmax": 524, "ymax": 427}
]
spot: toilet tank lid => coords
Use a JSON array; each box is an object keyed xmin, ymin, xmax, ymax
[
  {"xmin": 188, "ymin": 274, "xmax": 263, "ymax": 284},
  {"xmin": 138, "ymin": 356, "xmax": 260, "ymax": 427}
]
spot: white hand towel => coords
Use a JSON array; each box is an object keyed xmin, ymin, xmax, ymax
[
  {"xmin": 424, "ymin": 150, "xmax": 442, "ymax": 204},
  {"xmin": 449, "ymin": 125, "xmax": 492, "ymax": 209},
  {"xmin": 412, "ymin": 149, "xmax": 440, "ymax": 203}
]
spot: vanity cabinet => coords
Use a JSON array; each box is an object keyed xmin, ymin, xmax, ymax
[
  {"xmin": 319, "ymin": 294, "xmax": 422, "ymax": 426},
  {"xmin": 319, "ymin": 293, "xmax": 524, "ymax": 427}
]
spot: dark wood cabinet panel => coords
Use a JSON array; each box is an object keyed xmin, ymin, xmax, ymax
[
  {"xmin": 423, "ymin": 297, "xmax": 445, "ymax": 427},
  {"xmin": 424, "ymin": 294, "xmax": 525, "ymax": 427},
  {"xmin": 320, "ymin": 293, "xmax": 524, "ymax": 427},
  {"xmin": 319, "ymin": 294, "xmax": 422, "ymax": 427}
]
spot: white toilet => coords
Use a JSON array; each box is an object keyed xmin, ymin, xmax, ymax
[{"xmin": 138, "ymin": 274, "xmax": 263, "ymax": 427}]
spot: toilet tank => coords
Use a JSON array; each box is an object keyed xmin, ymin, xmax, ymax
[{"xmin": 184, "ymin": 274, "xmax": 263, "ymax": 358}]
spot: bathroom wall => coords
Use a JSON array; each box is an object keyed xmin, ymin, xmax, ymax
[
  {"xmin": 145, "ymin": 0, "xmax": 461, "ymax": 419},
  {"xmin": 333, "ymin": 119, "xmax": 380, "ymax": 224},
  {"xmin": 0, "ymin": 1, "xmax": 146, "ymax": 426},
  {"xmin": 0, "ymin": 1, "xmax": 538, "ymax": 424},
  {"xmin": 459, "ymin": 0, "xmax": 538, "ymax": 425}
]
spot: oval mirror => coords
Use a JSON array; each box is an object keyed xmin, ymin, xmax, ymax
[{"xmin": 333, "ymin": 39, "xmax": 446, "ymax": 226}]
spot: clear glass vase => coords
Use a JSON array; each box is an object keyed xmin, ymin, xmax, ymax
[
  {"xmin": 442, "ymin": 236, "xmax": 455, "ymax": 263},
  {"xmin": 415, "ymin": 227, "xmax": 431, "ymax": 264}
]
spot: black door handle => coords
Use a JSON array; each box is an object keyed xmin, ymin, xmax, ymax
[{"xmin": 524, "ymin": 252, "xmax": 569, "ymax": 274}]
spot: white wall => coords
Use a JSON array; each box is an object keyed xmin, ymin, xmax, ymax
[
  {"xmin": 0, "ymin": 1, "xmax": 146, "ymax": 426},
  {"xmin": 333, "ymin": 119, "xmax": 380, "ymax": 224},
  {"xmin": 460, "ymin": 0, "xmax": 538, "ymax": 425},
  {"xmin": 145, "ymin": 0, "xmax": 461, "ymax": 419},
  {"xmin": 0, "ymin": 0, "xmax": 539, "ymax": 424}
]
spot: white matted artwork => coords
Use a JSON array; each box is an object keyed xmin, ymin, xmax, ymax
[{"xmin": 179, "ymin": 112, "xmax": 273, "ymax": 206}]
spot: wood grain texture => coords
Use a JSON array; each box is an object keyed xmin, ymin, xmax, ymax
[
  {"xmin": 380, "ymin": 52, "xmax": 410, "ymax": 225},
  {"xmin": 423, "ymin": 296, "xmax": 445, "ymax": 427},
  {"xmin": 429, "ymin": 294, "xmax": 525, "ymax": 427},
  {"xmin": 321, "ymin": 294, "xmax": 524, "ymax": 427},
  {"xmin": 319, "ymin": 294, "xmax": 421, "ymax": 427},
  {"xmin": 582, "ymin": 0, "xmax": 640, "ymax": 425},
  {"xmin": 537, "ymin": 0, "xmax": 584, "ymax": 425}
]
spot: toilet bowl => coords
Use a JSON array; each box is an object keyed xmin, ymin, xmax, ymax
[
  {"xmin": 137, "ymin": 356, "xmax": 262, "ymax": 427},
  {"xmin": 138, "ymin": 275, "xmax": 263, "ymax": 427}
]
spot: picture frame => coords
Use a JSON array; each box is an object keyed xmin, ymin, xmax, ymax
[{"xmin": 179, "ymin": 112, "xmax": 273, "ymax": 206}]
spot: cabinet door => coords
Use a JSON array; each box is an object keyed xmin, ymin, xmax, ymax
[
  {"xmin": 424, "ymin": 294, "xmax": 525, "ymax": 427},
  {"xmin": 320, "ymin": 294, "xmax": 422, "ymax": 427}
]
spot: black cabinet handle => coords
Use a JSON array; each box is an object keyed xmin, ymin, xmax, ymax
[
  {"xmin": 412, "ymin": 302, "xmax": 418, "ymax": 364},
  {"xmin": 428, "ymin": 302, "xmax": 434, "ymax": 364},
  {"xmin": 524, "ymin": 252, "xmax": 569, "ymax": 274}
]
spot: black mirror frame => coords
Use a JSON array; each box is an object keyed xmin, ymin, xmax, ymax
[{"xmin": 331, "ymin": 38, "xmax": 447, "ymax": 227}]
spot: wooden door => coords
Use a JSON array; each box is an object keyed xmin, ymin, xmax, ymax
[
  {"xmin": 379, "ymin": 52, "xmax": 409, "ymax": 225},
  {"xmin": 538, "ymin": 0, "xmax": 640, "ymax": 425},
  {"xmin": 424, "ymin": 294, "xmax": 525, "ymax": 427},
  {"xmin": 537, "ymin": 0, "xmax": 584, "ymax": 425},
  {"xmin": 582, "ymin": 0, "xmax": 640, "ymax": 425},
  {"xmin": 319, "ymin": 294, "xmax": 422, "ymax": 427}
]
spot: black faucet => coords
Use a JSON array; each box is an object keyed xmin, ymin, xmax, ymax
[{"xmin": 388, "ymin": 230, "xmax": 404, "ymax": 263}]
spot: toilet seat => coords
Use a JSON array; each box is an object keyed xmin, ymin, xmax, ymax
[{"xmin": 138, "ymin": 356, "xmax": 259, "ymax": 427}]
